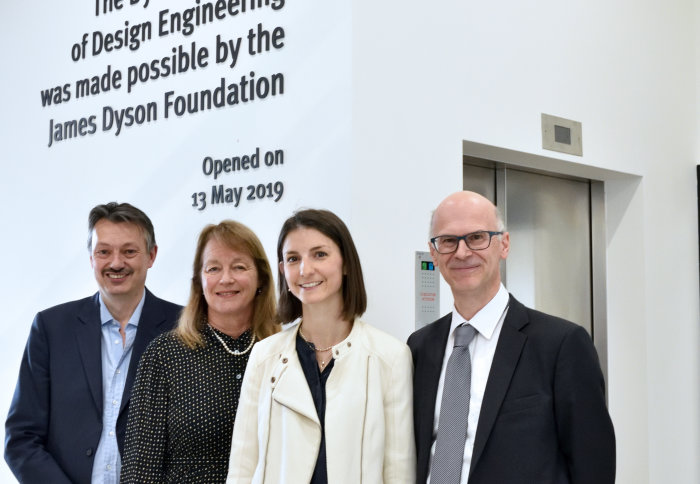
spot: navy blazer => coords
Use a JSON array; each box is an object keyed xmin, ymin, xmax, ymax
[
  {"xmin": 407, "ymin": 295, "xmax": 616, "ymax": 484},
  {"xmin": 5, "ymin": 289, "xmax": 181, "ymax": 484}
]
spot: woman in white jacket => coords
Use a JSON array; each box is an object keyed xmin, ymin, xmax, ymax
[{"xmin": 227, "ymin": 209, "xmax": 415, "ymax": 484}]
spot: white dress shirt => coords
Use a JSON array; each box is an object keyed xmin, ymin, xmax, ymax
[{"xmin": 428, "ymin": 284, "xmax": 510, "ymax": 484}]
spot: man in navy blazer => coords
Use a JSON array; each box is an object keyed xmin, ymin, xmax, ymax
[
  {"xmin": 407, "ymin": 191, "xmax": 615, "ymax": 484},
  {"xmin": 5, "ymin": 202, "xmax": 181, "ymax": 484}
]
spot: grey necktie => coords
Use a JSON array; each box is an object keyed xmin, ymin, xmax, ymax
[{"xmin": 430, "ymin": 324, "xmax": 478, "ymax": 483}]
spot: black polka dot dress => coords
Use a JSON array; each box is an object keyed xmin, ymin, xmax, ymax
[{"xmin": 120, "ymin": 326, "xmax": 253, "ymax": 483}]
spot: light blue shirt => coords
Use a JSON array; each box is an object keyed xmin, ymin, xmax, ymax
[{"xmin": 91, "ymin": 291, "xmax": 145, "ymax": 484}]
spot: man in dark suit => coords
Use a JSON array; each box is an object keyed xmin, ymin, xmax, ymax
[
  {"xmin": 408, "ymin": 191, "xmax": 615, "ymax": 484},
  {"xmin": 5, "ymin": 202, "xmax": 181, "ymax": 484}
]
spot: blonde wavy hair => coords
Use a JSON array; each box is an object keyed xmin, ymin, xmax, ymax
[{"xmin": 176, "ymin": 220, "xmax": 278, "ymax": 348}]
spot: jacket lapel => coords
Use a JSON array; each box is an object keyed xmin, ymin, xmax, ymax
[
  {"xmin": 271, "ymin": 328, "xmax": 321, "ymax": 426},
  {"xmin": 120, "ymin": 289, "xmax": 167, "ymax": 414},
  {"xmin": 75, "ymin": 293, "xmax": 103, "ymax": 415},
  {"xmin": 418, "ymin": 314, "xmax": 451, "ymax": 421},
  {"xmin": 414, "ymin": 314, "xmax": 451, "ymax": 481},
  {"xmin": 469, "ymin": 295, "xmax": 528, "ymax": 477}
]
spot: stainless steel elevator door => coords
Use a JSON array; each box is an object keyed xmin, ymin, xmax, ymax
[
  {"xmin": 505, "ymin": 170, "xmax": 592, "ymax": 333},
  {"xmin": 463, "ymin": 163, "xmax": 593, "ymax": 333}
]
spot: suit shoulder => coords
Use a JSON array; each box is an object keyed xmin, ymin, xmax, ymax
[
  {"xmin": 160, "ymin": 299, "xmax": 183, "ymax": 315},
  {"xmin": 30, "ymin": 295, "xmax": 98, "ymax": 335},
  {"xmin": 37, "ymin": 294, "xmax": 96, "ymax": 318},
  {"xmin": 146, "ymin": 292, "xmax": 183, "ymax": 315},
  {"xmin": 407, "ymin": 313, "xmax": 451, "ymax": 348},
  {"xmin": 509, "ymin": 299, "xmax": 592, "ymax": 353},
  {"xmin": 523, "ymin": 305, "xmax": 582, "ymax": 337}
]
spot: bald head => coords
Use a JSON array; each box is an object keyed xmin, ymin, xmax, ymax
[
  {"xmin": 429, "ymin": 191, "xmax": 509, "ymax": 318},
  {"xmin": 430, "ymin": 191, "xmax": 504, "ymax": 237}
]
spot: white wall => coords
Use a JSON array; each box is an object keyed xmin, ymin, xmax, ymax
[
  {"xmin": 1, "ymin": 0, "xmax": 699, "ymax": 483},
  {"xmin": 351, "ymin": 0, "xmax": 699, "ymax": 483}
]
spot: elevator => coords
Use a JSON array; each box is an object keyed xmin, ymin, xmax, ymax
[{"xmin": 463, "ymin": 155, "xmax": 608, "ymax": 379}]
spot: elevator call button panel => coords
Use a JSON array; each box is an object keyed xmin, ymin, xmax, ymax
[{"xmin": 415, "ymin": 251, "xmax": 440, "ymax": 330}]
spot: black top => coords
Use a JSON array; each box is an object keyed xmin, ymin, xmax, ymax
[
  {"xmin": 120, "ymin": 326, "xmax": 253, "ymax": 483},
  {"xmin": 296, "ymin": 333, "xmax": 334, "ymax": 484}
]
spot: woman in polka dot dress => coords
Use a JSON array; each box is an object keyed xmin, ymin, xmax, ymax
[{"xmin": 121, "ymin": 220, "xmax": 278, "ymax": 483}]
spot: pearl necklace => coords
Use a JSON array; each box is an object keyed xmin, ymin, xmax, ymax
[{"xmin": 209, "ymin": 325, "xmax": 255, "ymax": 356}]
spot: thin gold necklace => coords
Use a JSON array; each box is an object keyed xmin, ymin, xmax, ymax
[
  {"xmin": 298, "ymin": 327, "xmax": 334, "ymax": 352},
  {"xmin": 298, "ymin": 327, "xmax": 337, "ymax": 369},
  {"xmin": 209, "ymin": 324, "xmax": 255, "ymax": 356}
]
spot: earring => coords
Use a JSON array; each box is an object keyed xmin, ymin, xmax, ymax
[{"xmin": 256, "ymin": 287, "xmax": 262, "ymax": 295}]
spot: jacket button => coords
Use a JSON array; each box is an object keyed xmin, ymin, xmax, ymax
[
  {"xmin": 282, "ymin": 357, "xmax": 288, "ymax": 364},
  {"xmin": 86, "ymin": 448, "xmax": 93, "ymax": 457},
  {"xmin": 347, "ymin": 342, "xmax": 352, "ymax": 348},
  {"xmin": 335, "ymin": 350, "xmax": 339, "ymax": 356},
  {"xmin": 271, "ymin": 376, "xmax": 276, "ymax": 383}
]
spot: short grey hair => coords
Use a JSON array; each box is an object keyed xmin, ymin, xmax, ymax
[{"xmin": 87, "ymin": 202, "xmax": 156, "ymax": 252}]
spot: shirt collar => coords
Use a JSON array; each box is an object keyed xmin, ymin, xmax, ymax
[
  {"xmin": 450, "ymin": 284, "xmax": 509, "ymax": 340},
  {"xmin": 98, "ymin": 289, "xmax": 146, "ymax": 328}
]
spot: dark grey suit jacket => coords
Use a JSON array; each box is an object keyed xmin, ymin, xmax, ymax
[
  {"xmin": 407, "ymin": 295, "xmax": 615, "ymax": 484},
  {"xmin": 5, "ymin": 289, "xmax": 181, "ymax": 484}
]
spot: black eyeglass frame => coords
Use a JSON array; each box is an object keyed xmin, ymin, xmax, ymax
[{"xmin": 430, "ymin": 231, "xmax": 504, "ymax": 254}]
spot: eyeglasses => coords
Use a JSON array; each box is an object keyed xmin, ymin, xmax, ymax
[{"xmin": 430, "ymin": 231, "xmax": 503, "ymax": 254}]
